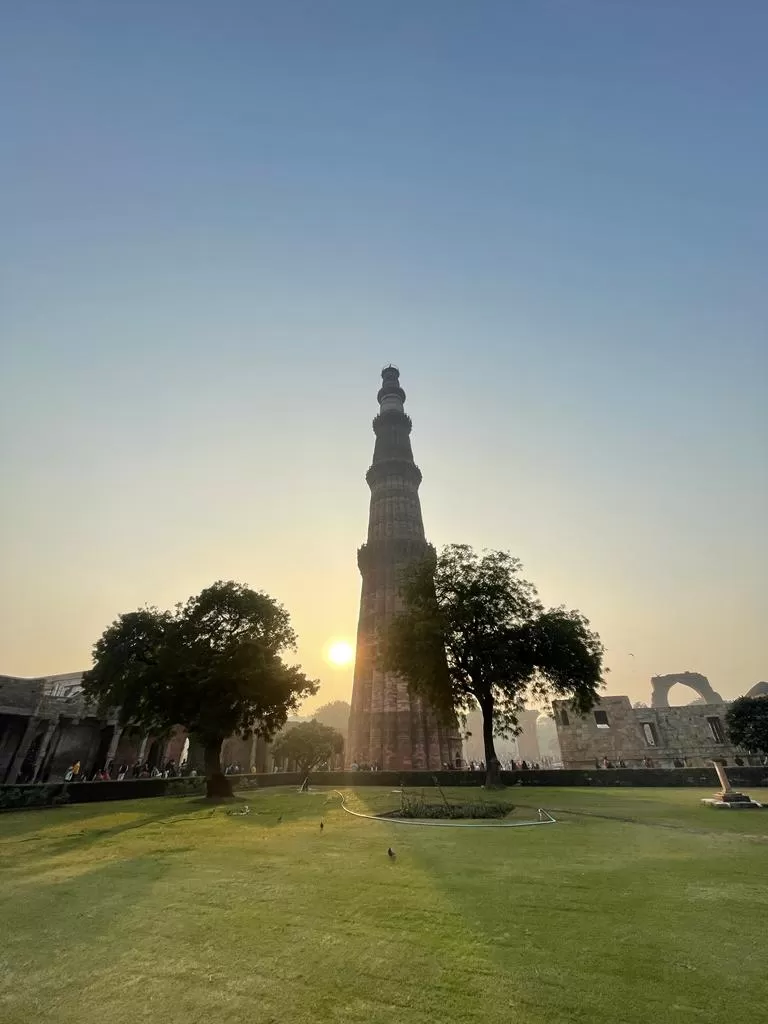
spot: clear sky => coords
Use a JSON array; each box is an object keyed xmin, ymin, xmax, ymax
[{"xmin": 2, "ymin": 1, "xmax": 766, "ymax": 711}]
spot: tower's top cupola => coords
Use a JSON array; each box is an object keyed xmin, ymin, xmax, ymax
[{"xmin": 377, "ymin": 365, "xmax": 405, "ymax": 412}]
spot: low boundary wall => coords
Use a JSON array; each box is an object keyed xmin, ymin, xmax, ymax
[{"xmin": 3, "ymin": 766, "xmax": 768, "ymax": 811}]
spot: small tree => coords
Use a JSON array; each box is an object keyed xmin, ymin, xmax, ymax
[
  {"xmin": 271, "ymin": 720, "xmax": 345, "ymax": 779},
  {"xmin": 726, "ymin": 696, "xmax": 768, "ymax": 756},
  {"xmin": 382, "ymin": 544, "xmax": 605, "ymax": 786},
  {"xmin": 82, "ymin": 581, "xmax": 318, "ymax": 798}
]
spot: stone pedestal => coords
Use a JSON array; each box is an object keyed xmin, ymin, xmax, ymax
[
  {"xmin": 716, "ymin": 792, "xmax": 757, "ymax": 806},
  {"xmin": 701, "ymin": 761, "xmax": 763, "ymax": 809}
]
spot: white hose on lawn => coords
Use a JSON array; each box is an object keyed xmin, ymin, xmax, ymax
[{"xmin": 334, "ymin": 790, "xmax": 557, "ymax": 828}]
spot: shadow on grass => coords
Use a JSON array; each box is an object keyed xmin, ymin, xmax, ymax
[
  {"xmin": 8, "ymin": 800, "xmax": 214, "ymax": 859},
  {"xmin": 343, "ymin": 786, "xmax": 768, "ymax": 1024},
  {"xmin": 0, "ymin": 850, "xmax": 186, "ymax": 1006}
]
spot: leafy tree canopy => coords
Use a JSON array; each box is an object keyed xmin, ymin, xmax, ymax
[
  {"xmin": 726, "ymin": 696, "xmax": 768, "ymax": 755},
  {"xmin": 312, "ymin": 700, "xmax": 351, "ymax": 738},
  {"xmin": 271, "ymin": 720, "xmax": 345, "ymax": 776},
  {"xmin": 82, "ymin": 581, "xmax": 318, "ymax": 797},
  {"xmin": 382, "ymin": 544, "xmax": 605, "ymax": 784}
]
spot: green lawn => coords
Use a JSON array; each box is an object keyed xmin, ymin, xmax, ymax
[{"xmin": 1, "ymin": 786, "xmax": 766, "ymax": 1024}]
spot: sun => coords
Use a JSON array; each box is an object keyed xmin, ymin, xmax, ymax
[{"xmin": 326, "ymin": 640, "xmax": 354, "ymax": 667}]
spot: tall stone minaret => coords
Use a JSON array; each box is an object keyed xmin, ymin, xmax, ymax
[{"xmin": 347, "ymin": 366, "xmax": 461, "ymax": 770}]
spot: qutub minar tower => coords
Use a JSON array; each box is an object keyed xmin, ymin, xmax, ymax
[{"xmin": 347, "ymin": 366, "xmax": 461, "ymax": 769}]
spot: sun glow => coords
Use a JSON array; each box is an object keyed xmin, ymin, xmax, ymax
[{"xmin": 326, "ymin": 640, "xmax": 354, "ymax": 667}]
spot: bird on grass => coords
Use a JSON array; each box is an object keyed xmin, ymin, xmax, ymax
[
  {"xmin": 320, "ymin": 820, "xmax": 324, "ymax": 831},
  {"xmin": 277, "ymin": 815, "xmax": 283, "ymax": 824},
  {"xmin": 387, "ymin": 847, "xmax": 396, "ymax": 859}
]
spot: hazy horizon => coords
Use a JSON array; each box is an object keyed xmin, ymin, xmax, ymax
[{"xmin": 2, "ymin": 2, "xmax": 766, "ymax": 712}]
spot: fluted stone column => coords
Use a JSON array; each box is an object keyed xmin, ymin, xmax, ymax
[
  {"xmin": 31, "ymin": 718, "xmax": 59, "ymax": 782},
  {"xmin": 5, "ymin": 717, "xmax": 40, "ymax": 784},
  {"xmin": 136, "ymin": 734, "xmax": 149, "ymax": 764},
  {"xmin": 104, "ymin": 724, "xmax": 123, "ymax": 771},
  {"xmin": 347, "ymin": 367, "xmax": 461, "ymax": 770}
]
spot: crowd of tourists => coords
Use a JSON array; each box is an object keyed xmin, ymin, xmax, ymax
[
  {"xmin": 347, "ymin": 758, "xmax": 547, "ymax": 772},
  {"xmin": 451, "ymin": 758, "xmax": 548, "ymax": 771},
  {"xmin": 594, "ymin": 755, "xmax": 762, "ymax": 769},
  {"xmin": 54, "ymin": 752, "xmax": 768, "ymax": 783},
  {"xmin": 63, "ymin": 758, "xmax": 196, "ymax": 782}
]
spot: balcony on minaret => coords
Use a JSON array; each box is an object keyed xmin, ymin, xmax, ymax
[{"xmin": 377, "ymin": 365, "xmax": 406, "ymax": 413}]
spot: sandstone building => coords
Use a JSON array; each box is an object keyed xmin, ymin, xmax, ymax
[
  {"xmin": 2, "ymin": 672, "xmax": 193, "ymax": 784},
  {"xmin": 552, "ymin": 695, "xmax": 751, "ymax": 768}
]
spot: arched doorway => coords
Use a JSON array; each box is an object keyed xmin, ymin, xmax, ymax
[{"xmin": 650, "ymin": 673, "xmax": 723, "ymax": 708}]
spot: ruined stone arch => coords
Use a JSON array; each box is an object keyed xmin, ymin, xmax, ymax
[{"xmin": 650, "ymin": 672, "xmax": 723, "ymax": 708}]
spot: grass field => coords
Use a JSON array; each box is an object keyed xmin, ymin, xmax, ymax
[{"xmin": 1, "ymin": 786, "xmax": 767, "ymax": 1024}]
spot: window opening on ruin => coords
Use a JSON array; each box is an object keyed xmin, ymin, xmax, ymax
[
  {"xmin": 707, "ymin": 717, "xmax": 725, "ymax": 743},
  {"xmin": 593, "ymin": 710, "xmax": 609, "ymax": 729},
  {"xmin": 641, "ymin": 722, "xmax": 658, "ymax": 747},
  {"xmin": 560, "ymin": 709, "xmax": 569, "ymax": 727}
]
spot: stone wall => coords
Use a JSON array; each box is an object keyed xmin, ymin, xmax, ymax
[
  {"xmin": 0, "ymin": 677, "xmax": 44, "ymax": 714},
  {"xmin": 5, "ymin": 767, "xmax": 768, "ymax": 814},
  {"xmin": 553, "ymin": 696, "xmax": 749, "ymax": 768}
]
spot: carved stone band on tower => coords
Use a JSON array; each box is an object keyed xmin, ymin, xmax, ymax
[{"xmin": 346, "ymin": 366, "xmax": 461, "ymax": 770}]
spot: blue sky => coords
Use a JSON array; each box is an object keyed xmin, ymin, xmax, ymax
[{"xmin": 2, "ymin": 1, "xmax": 766, "ymax": 708}]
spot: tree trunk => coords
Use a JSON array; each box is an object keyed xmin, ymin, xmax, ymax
[
  {"xmin": 298, "ymin": 761, "xmax": 312, "ymax": 791},
  {"xmin": 204, "ymin": 737, "xmax": 233, "ymax": 799},
  {"xmin": 480, "ymin": 699, "xmax": 501, "ymax": 788}
]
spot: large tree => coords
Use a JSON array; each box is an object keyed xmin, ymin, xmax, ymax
[
  {"xmin": 311, "ymin": 699, "xmax": 351, "ymax": 739},
  {"xmin": 726, "ymin": 696, "xmax": 768, "ymax": 756},
  {"xmin": 82, "ymin": 581, "xmax": 318, "ymax": 798},
  {"xmin": 270, "ymin": 719, "xmax": 345, "ymax": 779},
  {"xmin": 382, "ymin": 544, "xmax": 605, "ymax": 786}
]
